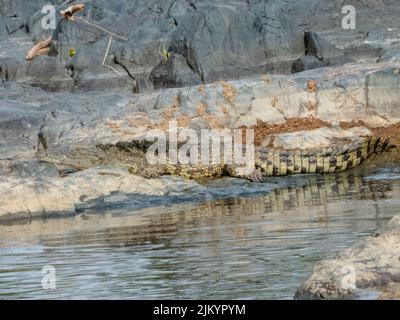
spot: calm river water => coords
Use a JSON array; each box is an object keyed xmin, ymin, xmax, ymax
[{"xmin": 1, "ymin": 163, "xmax": 399, "ymax": 299}]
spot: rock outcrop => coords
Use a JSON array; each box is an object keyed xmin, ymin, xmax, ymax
[
  {"xmin": 1, "ymin": 1, "xmax": 400, "ymax": 222},
  {"xmin": 295, "ymin": 215, "xmax": 400, "ymax": 300},
  {"xmin": 0, "ymin": 164, "xmax": 212, "ymax": 222},
  {"xmin": 36, "ymin": 63, "xmax": 400, "ymax": 155},
  {"xmin": 1, "ymin": 0, "xmax": 400, "ymax": 92}
]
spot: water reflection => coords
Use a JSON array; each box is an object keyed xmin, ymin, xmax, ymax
[{"xmin": 0, "ymin": 165, "xmax": 399, "ymax": 299}]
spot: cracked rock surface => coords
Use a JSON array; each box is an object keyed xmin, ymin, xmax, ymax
[{"xmin": 1, "ymin": 0, "xmax": 400, "ymax": 92}]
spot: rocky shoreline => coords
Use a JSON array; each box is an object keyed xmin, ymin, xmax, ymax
[
  {"xmin": 2, "ymin": 60, "xmax": 400, "ymax": 222},
  {"xmin": 1, "ymin": 1, "xmax": 400, "ymax": 222},
  {"xmin": 1, "ymin": 0, "xmax": 400, "ymax": 299}
]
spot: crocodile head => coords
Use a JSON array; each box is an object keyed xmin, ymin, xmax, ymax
[
  {"xmin": 36, "ymin": 135, "xmax": 153, "ymax": 175},
  {"xmin": 36, "ymin": 134, "xmax": 104, "ymax": 170}
]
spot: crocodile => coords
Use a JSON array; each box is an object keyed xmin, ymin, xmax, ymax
[{"xmin": 36, "ymin": 136, "xmax": 391, "ymax": 182}]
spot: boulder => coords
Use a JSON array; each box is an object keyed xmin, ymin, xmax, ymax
[
  {"xmin": 295, "ymin": 215, "xmax": 400, "ymax": 299},
  {"xmin": 0, "ymin": 166, "xmax": 210, "ymax": 222},
  {"xmin": 366, "ymin": 68, "xmax": 400, "ymax": 122},
  {"xmin": 292, "ymin": 55, "xmax": 327, "ymax": 73},
  {"xmin": 379, "ymin": 45, "xmax": 400, "ymax": 63},
  {"xmin": 36, "ymin": 62, "xmax": 400, "ymax": 155},
  {"xmin": 2, "ymin": 0, "xmax": 400, "ymax": 91},
  {"xmin": 0, "ymin": 97, "xmax": 45, "ymax": 159},
  {"xmin": 304, "ymin": 31, "xmax": 353, "ymax": 66},
  {"xmin": 150, "ymin": 53, "xmax": 202, "ymax": 89}
]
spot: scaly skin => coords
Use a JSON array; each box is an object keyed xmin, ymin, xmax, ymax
[{"xmin": 36, "ymin": 136, "xmax": 391, "ymax": 182}]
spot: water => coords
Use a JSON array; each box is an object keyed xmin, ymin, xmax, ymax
[{"xmin": 1, "ymin": 164, "xmax": 400, "ymax": 299}]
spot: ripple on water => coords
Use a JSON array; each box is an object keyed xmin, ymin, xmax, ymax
[{"xmin": 0, "ymin": 164, "xmax": 400, "ymax": 299}]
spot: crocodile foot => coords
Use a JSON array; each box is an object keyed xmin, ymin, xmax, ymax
[{"xmin": 245, "ymin": 169, "xmax": 263, "ymax": 183}]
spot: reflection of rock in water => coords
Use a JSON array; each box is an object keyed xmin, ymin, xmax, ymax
[
  {"xmin": 2, "ymin": 164, "xmax": 398, "ymax": 300},
  {"xmin": 39, "ymin": 168, "xmax": 395, "ymax": 249}
]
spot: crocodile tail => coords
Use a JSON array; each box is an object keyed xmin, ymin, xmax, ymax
[
  {"xmin": 257, "ymin": 136, "xmax": 390, "ymax": 176},
  {"xmin": 309, "ymin": 136, "xmax": 391, "ymax": 174}
]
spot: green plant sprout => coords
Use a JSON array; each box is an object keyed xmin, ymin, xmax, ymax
[
  {"xmin": 159, "ymin": 44, "xmax": 173, "ymax": 64},
  {"xmin": 68, "ymin": 48, "xmax": 76, "ymax": 57}
]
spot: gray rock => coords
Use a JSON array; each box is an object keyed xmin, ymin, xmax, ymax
[
  {"xmin": 150, "ymin": 53, "xmax": 202, "ymax": 89},
  {"xmin": 0, "ymin": 0, "xmax": 53, "ymax": 20},
  {"xmin": 305, "ymin": 31, "xmax": 340, "ymax": 61},
  {"xmin": 1, "ymin": 0, "xmax": 400, "ymax": 224},
  {"xmin": 11, "ymin": 160, "xmax": 59, "ymax": 179},
  {"xmin": 0, "ymin": 98, "xmax": 44, "ymax": 158},
  {"xmin": 168, "ymin": 2, "xmax": 303, "ymax": 82},
  {"xmin": 15, "ymin": 55, "xmax": 75, "ymax": 91},
  {"xmin": 2, "ymin": 0, "xmax": 400, "ymax": 91},
  {"xmin": 304, "ymin": 31, "xmax": 353, "ymax": 66},
  {"xmin": 35, "ymin": 62, "xmax": 400, "ymax": 155},
  {"xmin": 0, "ymin": 166, "xmax": 209, "ymax": 222},
  {"xmin": 379, "ymin": 44, "xmax": 400, "ymax": 63},
  {"xmin": 0, "ymin": 17, "xmax": 26, "ymax": 39},
  {"xmin": 292, "ymin": 55, "xmax": 326, "ymax": 73},
  {"xmin": 366, "ymin": 67, "xmax": 400, "ymax": 120}
]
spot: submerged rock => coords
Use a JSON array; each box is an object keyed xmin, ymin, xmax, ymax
[{"xmin": 295, "ymin": 215, "xmax": 400, "ymax": 300}]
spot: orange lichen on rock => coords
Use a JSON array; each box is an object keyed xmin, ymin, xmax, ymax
[
  {"xmin": 159, "ymin": 106, "xmax": 179, "ymax": 129},
  {"xmin": 220, "ymin": 105, "xmax": 230, "ymax": 117},
  {"xmin": 219, "ymin": 80, "xmax": 237, "ymax": 104},
  {"xmin": 251, "ymin": 118, "xmax": 400, "ymax": 148},
  {"xmin": 196, "ymin": 102, "xmax": 207, "ymax": 117},
  {"xmin": 340, "ymin": 120, "xmax": 400, "ymax": 147},
  {"xmin": 196, "ymin": 102, "xmax": 224, "ymax": 129},
  {"xmin": 248, "ymin": 117, "xmax": 332, "ymax": 146},
  {"xmin": 176, "ymin": 115, "xmax": 191, "ymax": 127},
  {"xmin": 162, "ymin": 106, "xmax": 178, "ymax": 119},
  {"xmin": 307, "ymin": 80, "xmax": 317, "ymax": 93},
  {"xmin": 261, "ymin": 75, "xmax": 273, "ymax": 84},
  {"xmin": 271, "ymin": 96, "xmax": 278, "ymax": 107},
  {"xmin": 126, "ymin": 117, "xmax": 154, "ymax": 128},
  {"xmin": 105, "ymin": 119, "xmax": 122, "ymax": 130}
]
